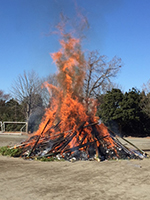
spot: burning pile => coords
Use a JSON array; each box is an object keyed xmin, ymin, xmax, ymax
[
  {"xmin": 13, "ymin": 31, "xmax": 147, "ymax": 161},
  {"xmin": 15, "ymin": 120, "xmax": 146, "ymax": 161}
]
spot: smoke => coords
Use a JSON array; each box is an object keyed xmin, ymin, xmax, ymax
[
  {"xmin": 28, "ymin": 107, "xmax": 45, "ymax": 133},
  {"xmin": 106, "ymin": 120, "xmax": 123, "ymax": 137}
]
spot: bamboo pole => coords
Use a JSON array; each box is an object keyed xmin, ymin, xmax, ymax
[
  {"xmin": 107, "ymin": 127, "xmax": 147, "ymax": 156},
  {"xmin": 122, "ymin": 137, "xmax": 146, "ymax": 155},
  {"xmin": 28, "ymin": 119, "xmax": 51, "ymax": 157}
]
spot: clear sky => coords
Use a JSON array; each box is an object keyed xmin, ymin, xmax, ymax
[{"xmin": 1, "ymin": 0, "xmax": 150, "ymax": 94}]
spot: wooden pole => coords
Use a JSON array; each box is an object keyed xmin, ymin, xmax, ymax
[
  {"xmin": 28, "ymin": 119, "xmax": 51, "ymax": 157},
  {"xmin": 107, "ymin": 127, "xmax": 147, "ymax": 156}
]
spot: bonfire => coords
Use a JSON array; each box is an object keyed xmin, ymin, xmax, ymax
[{"xmin": 12, "ymin": 29, "xmax": 147, "ymax": 161}]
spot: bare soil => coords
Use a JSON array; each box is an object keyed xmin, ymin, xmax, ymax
[{"xmin": 0, "ymin": 134, "xmax": 150, "ymax": 200}]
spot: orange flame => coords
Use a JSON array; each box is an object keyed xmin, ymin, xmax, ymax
[{"xmin": 22, "ymin": 27, "xmax": 116, "ymax": 158}]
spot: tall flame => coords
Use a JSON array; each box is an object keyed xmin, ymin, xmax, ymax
[
  {"xmin": 22, "ymin": 27, "xmax": 116, "ymax": 157},
  {"xmin": 37, "ymin": 32, "xmax": 98, "ymax": 136}
]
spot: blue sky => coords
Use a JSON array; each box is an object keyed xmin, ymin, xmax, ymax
[{"xmin": 1, "ymin": 0, "xmax": 150, "ymax": 94}]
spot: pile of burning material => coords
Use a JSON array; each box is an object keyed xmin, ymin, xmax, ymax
[
  {"xmin": 13, "ymin": 120, "xmax": 147, "ymax": 161},
  {"xmin": 12, "ymin": 30, "xmax": 147, "ymax": 161}
]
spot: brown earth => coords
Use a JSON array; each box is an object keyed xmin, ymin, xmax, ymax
[{"xmin": 0, "ymin": 134, "xmax": 150, "ymax": 200}]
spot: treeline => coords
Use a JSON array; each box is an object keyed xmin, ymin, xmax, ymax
[
  {"xmin": 0, "ymin": 89, "xmax": 45, "ymax": 133},
  {"xmin": 0, "ymin": 97, "xmax": 25, "ymax": 132},
  {"xmin": 1, "ymin": 86, "xmax": 150, "ymax": 136},
  {"xmin": 98, "ymin": 88, "xmax": 150, "ymax": 137}
]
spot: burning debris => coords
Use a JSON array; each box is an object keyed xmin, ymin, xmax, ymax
[
  {"xmin": 11, "ymin": 24, "xmax": 147, "ymax": 161},
  {"xmin": 13, "ymin": 120, "xmax": 147, "ymax": 161}
]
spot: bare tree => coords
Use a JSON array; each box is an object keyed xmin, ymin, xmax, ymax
[
  {"xmin": 84, "ymin": 51, "xmax": 122, "ymax": 99},
  {"xmin": 11, "ymin": 70, "xmax": 43, "ymax": 132},
  {"xmin": 0, "ymin": 90, "xmax": 10, "ymax": 101}
]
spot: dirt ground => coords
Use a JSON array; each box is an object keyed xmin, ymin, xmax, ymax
[{"xmin": 0, "ymin": 134, "xmax": 150, "ymax": 200}]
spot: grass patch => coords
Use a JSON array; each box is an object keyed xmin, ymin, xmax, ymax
[{"xmin": 0, "ymin": 146, "xmax": 22, "ymax": 157}]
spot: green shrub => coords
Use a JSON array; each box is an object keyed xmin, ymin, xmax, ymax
[{"xmin": 0, "ymin": 146, "xmax": 22, "ymax": 157}]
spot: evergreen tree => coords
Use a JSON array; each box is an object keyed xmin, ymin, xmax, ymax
[
  {"xmin": 99, "ymin": 88, "xmax": 150, "ymax": 137},
  {"xmin": 121, "ymin": 88, "xmax": 142, "ymax": 136},
  {"xmin": 0, "ymin": 90, "xmax": 10, "ymax": 121},
  {"xmin": 3, "ymin": 99, "xmax": 25, "ymax": 131},
  {"xmin": 98, "ymin": 88, "xmax": 124, "ymax": 134}
]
